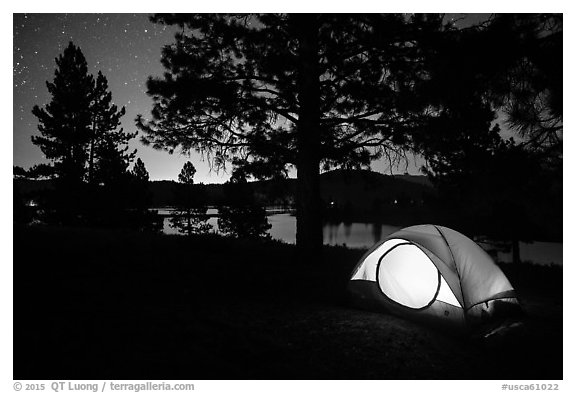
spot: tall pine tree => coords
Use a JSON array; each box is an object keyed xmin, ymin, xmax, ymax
[
  {"xmin": 169, "ymin": 161, "xmax": 212, "ymax": 236},
  {"xmin": 132, "ymin": 158, "xmax": 150, "ymax": 183},
  {"xmin": 129, "ymin": 157, "xmax": 152, "ymax": 209},
  {"xmin": 136, "ymin": 14, "xmax": 451, "ymax": 255},
  {"xmin": 31, "ymin": 42, "xmax": 137, "ymax": 224},
  {"xmin": 32, "ymin": 42, "xmax": 94, "ymax": 185},
  {"xmin": 90, "ymin": 71, "xmax": 135, "ymax": 186}
]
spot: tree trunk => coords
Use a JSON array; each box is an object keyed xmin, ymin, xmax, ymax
[
  {"xmin": 295, "ymin": 15, "xmax": 323, "ymax": 259},
  {"xmin": 87, "ymin": 146, "xmax": 95, "ymax": 185},
  {"xmin": 88, "ymin": 118, "xmax": 96, "ymax": 185}
]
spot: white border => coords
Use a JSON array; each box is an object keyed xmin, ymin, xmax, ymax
[{"xmin": 4, "ymin": 2, "xmax": 572, "ymax": 391}]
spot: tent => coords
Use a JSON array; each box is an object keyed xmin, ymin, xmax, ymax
[{"xmin": 348, "ymin": 224, "xmax": 521, "ymax": 329}]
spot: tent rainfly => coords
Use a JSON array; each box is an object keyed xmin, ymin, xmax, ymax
[{"xmin": 348, "ymin": 224, "xmax": 521, "ymax": 328}]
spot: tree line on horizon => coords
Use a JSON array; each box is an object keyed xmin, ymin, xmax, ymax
[{"xmin": 15, "ymin": 14, "xmax": 562, "ymax": 255}]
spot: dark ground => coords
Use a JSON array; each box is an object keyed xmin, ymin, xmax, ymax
[{"xmin": 13, "ymin": 225, "xmax": 563, "ymax": 380}]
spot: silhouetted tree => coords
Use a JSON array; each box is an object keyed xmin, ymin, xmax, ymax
[
  {"xmin": 32, "ymin": 42, "xmax": 94, "ymax": 185},
  {"xmin": 137, "ymin": 14, "xmax": 452, "ymax": 256},
  {"xmin": 177, "ymin": 161, "xmax": 197, "ymax": 184},
  {"xmin": 90, "ymin": 71, "xmax": 135, "ymax": 186},
  {"xmin": 129, "ymin": 157, "xmax": 152, "ymax": 208},
  {"xmin": 24, "ymin": 164, "xmax": 55, "ymax": 180},
  {"xmin": 218, "ymin": 171, "xmax": 271, "ymax": 240},
  {"xmin": 414, "ymin": 14, "xmax": 562, "ymax": 153},
  {"xmin": 483, "ymin": 14, "xmax": 562, "ymax": 151},
  {"xmin": 31, "ymin": 42, "xmax": 138, "ymax": 225},
  {"xmin": 125, "ymin": 158, "xmax": 162, "ymax": 232},
  {"xmin": 411, "ymin": 13, "xmax": 562, "ymax": 261},
  {"xmin": 132, "ymin": 158, "xmax": 149, "ymax": 183},
  {"xmin": 170, "ymin": 161, "xmax": 212, "ymax": 236},
  {"xmin": 218, "ymin": 205, "xmax": 272, "ymax": 240},
  {"xmin": 84, "ymin": 71, "xmax": 136, "ymax": 226}
]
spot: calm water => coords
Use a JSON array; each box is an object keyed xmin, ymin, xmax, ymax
[{"xmin": 158, "ymin": 209, "xmax": 562, "ymax": 266}]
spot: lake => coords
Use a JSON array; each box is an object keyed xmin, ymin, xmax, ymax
[{"xmin": 158, "ymin": 209, "xmax": 562, "ymax": 266}]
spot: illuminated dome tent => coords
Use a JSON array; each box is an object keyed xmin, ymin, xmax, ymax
[{"xmin": 348, "ymin": 225, "xmax": 520, "ymax": 328}]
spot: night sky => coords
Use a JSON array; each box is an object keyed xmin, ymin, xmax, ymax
[
  {"xmin": 13, "ymin": 13, "xmax": 229, "ymax": 182},
  {"xmin": 13, "ymin": 13, "xmax": 485, "ymax": 182}
]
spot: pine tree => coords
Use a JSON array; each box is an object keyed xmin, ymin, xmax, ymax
[
  {"xmin": 129, "ymin": 157, "xmax": 152, "ymax": 209},
  {"xmin": 410, "ymin": 13, "xmax": 562, "ymax": 254},
  {"xmin": 169, "ymin": 161, "xmax": 212, "ymax": 236},
  {"xmin": 132, "ymin": 158, "xmax": 150, "ymax": 183},
  {"xmin": 136, "ymin": 14, "xmax": 450, "ymax": 255},
  {"xmin": 218, "ymin": 205, "xmax": 271, "ymax": 240},
  {"xmin": 88, "ymin": 72, "xmax": 137, "ymax": 227},
  {"xmin": 177, "ymin": 161, "xmax": 196, "ymax": 184},
  {"xmin": 31, "ymin": 42, "xmax": 137, "ymax": 225},
  {"xmin": 217, "ymin": 171, "xmax": 271, "ymax": 240},
  {"xmin": 32, "ymin": 42, "xmax": 94, "ymax": 185},
  {"xmin": 125, "ymin": 157, "xmax": 162, "ymax": 232},
  {"xmin": 90, "ymin": 71, "xmax": 135, "ymax": 186}
]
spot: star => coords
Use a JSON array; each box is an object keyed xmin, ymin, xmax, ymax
[{"xmin": 13, "ymin": 13, "xmax": 198, "ymax": 181}]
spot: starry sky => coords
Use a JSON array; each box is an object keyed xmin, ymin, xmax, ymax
[
  {"xmin": 14, "ymin": 13, "xmax": 486, "ymax": 183},
  {"xmin": 13, "ymin": 13, "xmax": 231, "ymax": 182}
]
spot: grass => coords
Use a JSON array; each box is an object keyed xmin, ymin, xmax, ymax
[{"xmin": 13, "ymin": 224, "xmax": 562, "ymax": 379}]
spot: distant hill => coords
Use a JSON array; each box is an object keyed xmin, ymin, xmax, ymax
[
  {"xmin": 393, "ymin": 173, "xmax": 434, "ymax": 188},
  {"xmin": 145, "ymin": 169, "xmax": 434, "ymax": 211},
  {"xmin": 319, "ymin": 169, "xmax": 434, "ymax": 211},
  {"xmin": 14, "ymin": 170, "xmax": 435, "ymax": 213}
]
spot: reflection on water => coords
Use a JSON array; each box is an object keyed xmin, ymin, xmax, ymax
[
  {"xmin": 486, "ymin": 241, "xmax": 563, "ymax": 266},
  {"xmin": 163, "ymin": 216, "xmax": 220, "ymax": 236},
  {"xmin": 157, "ymin": 207, "xmax": 219, "ymax": 216},
  {"xmin": 324, "ymin": 221, "xmax": 400, "ymax": 248},
  {"xmin": 159, "ymin": 211, "xmax": 562, "ymax": 266},
  {"xmin": 161, "ymin": 211, "xmax": 399, "ymax": 248},
  {"xmin": 269, "ymin": 213, "xmax": 401, "ymax": 248}
]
